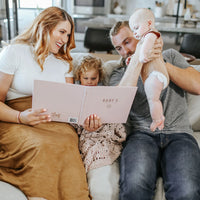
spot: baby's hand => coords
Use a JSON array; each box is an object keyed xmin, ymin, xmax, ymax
[
  {"xmin": 83, "ymin": 114, "xmax": 102, "ymax": 132},
  {"xmin": 125, "ymin": 54, "xmax": 134, "ymax": 65},
  {"xmin": 150, "ymin": 116, "xmax": 165, "ymax": 132}
]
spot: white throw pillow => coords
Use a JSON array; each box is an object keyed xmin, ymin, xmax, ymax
[
  {"xmin": 87, "ymin": 160, "xmax": 119, "ymax": 200},
  {"xmin": 187, "ymin": 65, "xmax": 200, "ymax": 131},
  {"xmin": 71, "ymin": 52, "xmax": 90, "ymax": 71},
  {"xmin": 103, "ymin": 59, "xmax": 121, "ymax": 85},
  {"xmin": 0, "ymin": 181, "xmax": 27, "ymax": 200}
]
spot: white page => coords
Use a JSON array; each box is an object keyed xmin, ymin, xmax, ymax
[
  {"xmin": 32, "ymin": 80, "xmax": 84, "ymax": 123},
  {"xmin": 79, "ymin": 86, "xmax": 137, "ymax": 125}
]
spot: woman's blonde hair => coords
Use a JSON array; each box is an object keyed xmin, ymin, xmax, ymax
[
  {"xmin": 74, "ymin": 55, "xmax": 105, "ymax": 83},
  {"xmin": 12, "ymin": 6, "xmax": 75, "ymax": 71}
]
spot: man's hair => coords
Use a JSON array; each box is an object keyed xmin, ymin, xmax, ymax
[
  {"xmin": 12, "ymin": 6, "xmax": 75, "ymax": 71},
  {"xmin": 109, "ymin": 21, "xmax": 130, "ymax": 38}
]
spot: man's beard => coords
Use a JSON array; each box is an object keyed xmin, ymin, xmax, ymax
[{"xmin": 120, "ymin": 51, "xmax": 135, "ymax": 67}]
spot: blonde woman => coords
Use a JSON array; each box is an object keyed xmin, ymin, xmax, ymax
[{"xmin": 0, "ymin": 7, "xmax": 91, "ymax": 200}]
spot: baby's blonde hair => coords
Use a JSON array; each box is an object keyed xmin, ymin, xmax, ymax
[
  {"xmin": 129, "ymin": 8, "xmax": 155, "ymax": 28},
  {"xmin": 74, "ymin": 55, "xmax": 105, "ymax": 82}
]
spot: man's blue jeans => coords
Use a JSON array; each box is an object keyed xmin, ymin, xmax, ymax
[{"xmin": 119, "ymin": 131, "xmax": 200, "ymax": 200}]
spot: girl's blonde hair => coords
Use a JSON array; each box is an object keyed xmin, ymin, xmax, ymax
[
  {"xmin": 74, "ymin": 55, "xmax": 105, "ymax": 83},
  {"xmin": 12, "ymin": 6, "xmax": 75, "ymax": 71}
]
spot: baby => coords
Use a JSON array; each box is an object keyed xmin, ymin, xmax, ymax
[
  {"xmin": 129, "ymin": 8, "xmax": 169, "ymax": 131},
  {"xmin": 70, "ymin": 55, "xmax": 126, "ymax": 200}
]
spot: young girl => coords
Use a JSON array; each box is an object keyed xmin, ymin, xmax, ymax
[
  {"xmin": 129, "ymin": 8, "xmax": 169, "ymax": 132},
  {"xmin": 71, "ymin": 55, "xmax": 126, "ymax": 200}
]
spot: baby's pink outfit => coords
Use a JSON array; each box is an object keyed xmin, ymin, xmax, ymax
[{"xmin": 75, "ymin": 123, "xmax": 126, "ymax": 172}]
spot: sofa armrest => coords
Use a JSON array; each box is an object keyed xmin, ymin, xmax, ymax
[
  {"xmin": 193, "ymin": 132, "xmax": 200, "ymax": 147},
  {"xmin": 190, "ymin": 59, "xmax": 200, "ymax": 65}
]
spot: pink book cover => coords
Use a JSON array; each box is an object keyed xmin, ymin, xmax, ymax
[{"xmin": 32, "ymin": 80, "xmax": 137, "ymax": 125}]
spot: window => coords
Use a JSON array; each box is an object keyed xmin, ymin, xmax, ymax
[{"xmin": 18, "ymin": 0, "xmax": 61, "ymax": 9}]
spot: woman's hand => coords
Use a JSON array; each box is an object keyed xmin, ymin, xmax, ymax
[
  {"xmin": 19, "ymin": 108, "xmax": 51, "ymax": 126},
  {"xmin": 83, "ymin": 114, "xmax": 102, "ymax": 132}
]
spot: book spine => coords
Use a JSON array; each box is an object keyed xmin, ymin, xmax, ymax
[{"xmin": 78, "ymin": 86, "xmax": 87, "ymax": 125}]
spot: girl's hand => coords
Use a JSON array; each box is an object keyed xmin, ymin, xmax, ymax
[
  {"xmin": 19, "ymin": 108, "xmax": 51, "ymax": 126},
  {"xmin": 83, "ymin": 114, "xmax": 102, "ymax": 132}
]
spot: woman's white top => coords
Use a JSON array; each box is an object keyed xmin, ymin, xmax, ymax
[{"xmin": 0, "ymin": 44, "xmax": 73, "ymax": 100}]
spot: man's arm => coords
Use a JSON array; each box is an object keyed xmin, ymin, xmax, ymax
[
  {"xmin": 119, "ymin": 38, "xmax": 163, "ymax": 87},
  {"xmin": 119, "ymin": 54, "xmax": 143, "ymax": 86},
  {"xmin": 166, "ymin": 63, "xmax": 200, "ymax": 95}
]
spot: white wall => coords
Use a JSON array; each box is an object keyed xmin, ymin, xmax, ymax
[
  {"xmin": 18, "ymin": 9, "xmax": 38, "ymax": 34},
  {"xmin": 16, "ymin": 0, "xmax": 200, "ymax": 52},
  {"xmin": 124, "ymin": 0, "xmax": 200, "ymax": 51},
  {"xmin": 18, "ymin": 0, "xmax": 200, "ymax": 34}
]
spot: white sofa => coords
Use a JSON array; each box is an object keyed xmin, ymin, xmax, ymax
[{"xmin": 0, "ymin": 52, "xmax": 200, "ymax": 200}]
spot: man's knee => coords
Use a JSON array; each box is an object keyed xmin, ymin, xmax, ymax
[
  {"xmin": 120, "ymin": 174, "xmax": 156, "ymax": 200},
  {"xmin": 165, "ymin": 179, "xmax": 200, "ymax": 200}
]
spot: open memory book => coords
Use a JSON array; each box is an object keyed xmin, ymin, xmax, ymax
[{"xmin": 32, "ymin": 80, "xmax": 137, "ymax": 125}]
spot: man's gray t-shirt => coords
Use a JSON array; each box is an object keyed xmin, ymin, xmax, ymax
[{"xmin": 109, "ymin": 49, "xmax": 193, "ymax": 135}]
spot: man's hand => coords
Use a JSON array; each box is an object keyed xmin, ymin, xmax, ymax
[
  {"xmin": 149, "ymin": 37, "xmax": 163, "ymax": 60},
  {"xmin": 141, "ymin": 37, "xmax": 163, "ymax": 63},
  {"xmin": 125, "ymin": 37, "xmax": 163, "ymax": 66}
]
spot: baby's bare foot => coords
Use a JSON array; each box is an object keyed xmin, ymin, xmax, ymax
[{"xmin": 150, "ymin": 116, "xmax": 165, "ymax": 132}]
